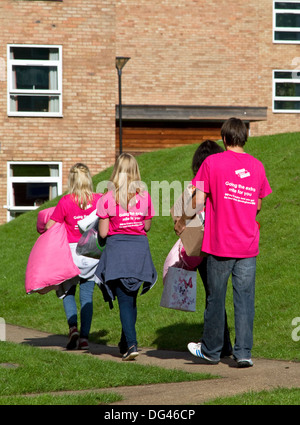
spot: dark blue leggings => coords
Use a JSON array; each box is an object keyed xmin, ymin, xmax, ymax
[{"xmin": 114, "ymin": 281, "xmax": 138, "ymax": 348}]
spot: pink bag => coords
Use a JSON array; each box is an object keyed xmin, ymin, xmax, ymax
[
  {"xmin": 36, "ymin": 206, "xmax": 55, "ymax": 234},
  {"xmin": 163, "ymin": 239, "xmax": 203, "ymax": 284},
  {"xmin": 181, "ymin": 245, "xmax": 203, "ymax": 270},
  {"xmin": 25, "ymin": 220, "xmax": 80, "ymax": 295}
]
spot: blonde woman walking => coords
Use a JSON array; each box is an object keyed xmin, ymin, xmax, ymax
[
  {"xmin": 95, "ymin": 153, "xmax": 157, "ymax": 361},
  {"xmin": 46, "ymin": 163, "xmax": 102, "ymax": 350}
]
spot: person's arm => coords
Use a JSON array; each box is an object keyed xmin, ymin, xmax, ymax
[
  {"xmin": 256, "ymin": 198, "xmax": 262, "ymax": 215},
  {"xmin": 45, "ymin": 219, "xmax": 56, "ymax": 231},
  {"xmin": 98, "ymin": 218, "xmax": 109, "ymax": 239},
  {"xmin": 45, "ymin": 197, "xmax": 65, "ymax": 231},
  {"xmin": 174, "ymin": 189, "xmax": 206, "ymax": 235},
  {"xmin": 144, "ymin": 218, "xmax": 152, "ymax": 232}
]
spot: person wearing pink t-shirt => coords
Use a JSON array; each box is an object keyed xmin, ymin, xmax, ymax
[
  {"xmin": 175, "ymin": 118, "xmax": 272, "ymax": 367},
  {"xmin": 46, "ymin": 163, "xmax": 102, "ymax": 351},
  {"xmin": 97, "ymin": 189, "xmax": 154, "ymax": 237},
  {"xmin": 191, "ymin": 140, "xmax": 232, "ymax": 357},
  {"xmin": 95, "ymin": 153, "xmax": 157, "ymax": 361}
]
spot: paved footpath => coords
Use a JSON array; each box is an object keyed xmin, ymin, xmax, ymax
[{"xmin": 5, "ymin": 324, "xmax": 300, "ymax": 405}]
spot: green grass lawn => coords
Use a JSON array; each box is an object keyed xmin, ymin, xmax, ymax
[
  {"xmin": 0, "ymin": 341, "xmax": 213, "ymax": 405},
  {"xmin": 204, "ymin": 388, "xmax": 300, "ymax": 405},
  {"xmin": 0, "ymin": 132, "xmax": 299, "ymax": 363},
  {"xmin": 0, "ymin": 392, "xmax": 122, "ymax": 406}
]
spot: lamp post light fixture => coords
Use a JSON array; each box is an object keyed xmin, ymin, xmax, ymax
[{"xmin": 116, "ymin": 56, "xmax": 130, "ymax": 155}]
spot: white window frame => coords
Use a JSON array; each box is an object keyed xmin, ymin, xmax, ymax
[
  {"xmin": 273, "ymin": 69, "xmax": 300, "ymax": 113},
  {"xmin": 273, "ymin": 1, "xmax": 300, "ymax": 44},
  {"xmin": 6, "ymin": 161, "xmax": 62, "ymax": 221},
  {"xmin": 7, "ymin": 44, "xmax": 63, "ymax": 117}
]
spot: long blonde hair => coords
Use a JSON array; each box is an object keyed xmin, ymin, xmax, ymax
[
  {"xmin": 68, "ymin": 163, "xmax": 94, "ymax": 210},
  {"xmin": 109, "ymin": 153, "xmax": 144, "ymax": 210}
]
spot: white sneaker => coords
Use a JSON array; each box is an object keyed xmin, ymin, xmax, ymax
[
  {"xmin": 235, "ymin": 358, "xmax": 253, "ymax": 368},
  {"xmin": 187, "ymin": 342, "xmax": 219, "ymax": 364}
]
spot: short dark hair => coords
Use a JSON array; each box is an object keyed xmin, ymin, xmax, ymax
[
  {"xmin": 192, "ymin": 139, "xmax": 224, "ymax": 176},
  {"xmin": 221, "ymin": 117, "xmax": 248, "ymax": 147}
]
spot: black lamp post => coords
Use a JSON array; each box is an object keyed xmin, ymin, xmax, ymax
[{"xmin": 116, "ymin": 56, "xmax": 130, "ymax": 155}]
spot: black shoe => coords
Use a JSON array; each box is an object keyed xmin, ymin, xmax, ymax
[{"xmin": 122, "ymin": 345, "xmax": 139, "ymax": 361}]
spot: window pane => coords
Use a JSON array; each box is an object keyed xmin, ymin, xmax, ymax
[
  {"xmin": 13, "ymin": 66, "xmax": 58, "ymax": 90},
  {"xmin": 276, "ymin": 82, "xmax": 300, "ymax": 96},
  {"xmin": 276, "ymin": 13, "xmax": 300, "ymax": 27},
  {"xmin": 274, "ymin": 100, "xmax": 300, "ymax": 109},
  {"xmin": 11, "ymin": 47, "xmax": 59, "ymax": 60},
  {"xmin": 274, "ymin": 71, "xmax": 293, "ymax": 78},
  {"xmin": 275, "ymin": 30, "xmax": 300, "ymax": 40},
  {"xmin": 12, "ymin": 183, "xmax": 51, "ymax": 206},
  {"xmin": 10, "ymin": 95, "xmax": 59, "ymax": 112},
  {"xmin": 11, "ymin": 164, "xmax": 58, "ymax": 177},
  {"xmin": 275, "ymin": 2, "xmax": 300, "ymax": 10}
]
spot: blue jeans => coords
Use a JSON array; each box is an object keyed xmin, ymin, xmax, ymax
[
  {"xmin": 114, "ymin": 282, "xmax": 138, "ymax": 348},
  {"xmin": 63, "ymin": 279, "xmax": 95, "ymax": 339},
  {"xmin": 201, "ymin": 255, "xmax": 256, "ymax": 361}
]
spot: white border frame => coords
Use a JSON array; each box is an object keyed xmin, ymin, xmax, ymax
[
  {"xmin": 7, "ymin": 44, "xmax": 63, "ymax": 117},
  {"xmin": 6, "ymin": 161, "xmax": 62, "ymax": 221},
  {"xmin": 272, "ymin": 69, "xmax": 300, "ymax": 113}
]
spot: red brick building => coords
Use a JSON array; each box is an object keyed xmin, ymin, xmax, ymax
[{"xmin": 0, "ymin": 0, "xmax": 299, "ymax": 223}]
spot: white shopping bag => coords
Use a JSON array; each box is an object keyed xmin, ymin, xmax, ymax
[
  {"xmin": 77, "ymin": 209, "xmax": 98, "ymax": 233},
  {"xmin": 160, "ymin": 266, "xmax": 197, "ymax": 312}
]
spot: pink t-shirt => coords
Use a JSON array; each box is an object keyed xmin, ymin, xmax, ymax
[
  {"xmin": 96, "ymin": 190, "xmax": 155, "ymax": 236},
  {"xmin": 192, "ymin": 150, "xmax": 272, "ymax": 258},
  {"xmin": 51, "ymin": 193, "xmax": 102, "ymax": 243}
]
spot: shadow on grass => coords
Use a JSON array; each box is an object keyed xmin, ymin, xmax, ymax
[
  {"xmin": 151, "ymin": 322, "xmax": 204, "ymax": 351},
  {"xmin": 17, "ymin": 324, "xmax": 237, "ymax": 367},
  {"xmin": 21, "ymin": 334, "xmax": 67, "ymax": 349},
  {"xmin": 18, "ymin": 323, "xmax": 205, "ymax": 359},
  {"xmin": 20, "ymin": 329, "xmax": 110, "ymax": 351}
]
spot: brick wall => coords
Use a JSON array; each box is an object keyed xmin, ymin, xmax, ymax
[
  {"xmin": 0, "ymin": 0, "xmax": 116, "ymax": 224},
  {"xmin": 252, "ymin": 0, "xmax": 300, "ymax": 136},
  {"xmin": 116, "ymin": 1, "xmax": 260, "ymax": 106},
  {"xmin": 116, "ymin": 0, "xmax": 300, "ymax": 137},
  {"xmin": 0, "ymin": 0, "xmax": 299, "ymax": 224}
]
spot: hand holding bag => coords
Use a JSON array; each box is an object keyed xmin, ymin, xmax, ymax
[
  {"xmin": 76, "ymin": 217, "xmax": 106, "ymax": 259},
  {"xmin": 160, "ymin": 266, "xmax": 197, "ymax": 312},
  {"xmin": 163, "ymin": 239, "xmax": 202, "ymax": 284},
  {"xmin": 171, "ymin": 184, "xmax": 205, "ymax": 257}
]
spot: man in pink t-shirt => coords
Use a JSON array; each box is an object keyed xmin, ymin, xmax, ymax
[
  {"xmin": 191, "ymin": 147, "xmax": 271, "ymax": 259},
  {"xmin": 176, "ymin": 118, "xmax": 272, "ymax": 367}
]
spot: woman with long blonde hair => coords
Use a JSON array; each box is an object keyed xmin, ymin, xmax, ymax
[
  {"xmin": 108, "ymin": 152, "xmax": 144, "ymax": 210},
  {"xmin": 67, "ymin": 163, "xmax": 94, "ymax": 210},
  {"xmin": 95, "ymin": 153, "xmax": 157, "ymax": 361},
  {"xmin": 46, "ymin": 163, "xmax": 102, "ymax": 350}
]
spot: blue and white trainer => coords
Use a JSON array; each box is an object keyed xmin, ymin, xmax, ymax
[
  {"xmin": 122, "ymin": 345, "xmax": 139, "ymax": 361},
  {"xmin": 187, "ymin": 342, "xmax": 219, "ymax": 364}
]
